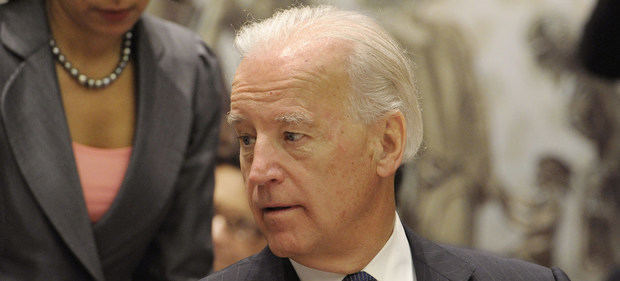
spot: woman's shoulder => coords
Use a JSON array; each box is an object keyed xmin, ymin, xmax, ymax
[
  {"xmin": 138, "ymin": 14, "xmax": 215, "ymax": 63},
  {"xmin": 140, "ymin": 15, "xmax": 197, "ymax": 42}
]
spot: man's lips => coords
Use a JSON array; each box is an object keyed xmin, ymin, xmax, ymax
[
  {"xmin": 264, "ymin": 206, "xmax": 293, "ymax": 212},
  {"xmin": 261, "ymin": 205, "xmax": 300, "ymax": 213}
]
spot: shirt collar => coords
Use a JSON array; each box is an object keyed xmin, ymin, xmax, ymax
[{"xmin": 290, "ymin": 212, "xmax": 415, "ymax": 281}]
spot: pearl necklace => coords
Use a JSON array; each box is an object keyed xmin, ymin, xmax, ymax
[{"xmin": 49, "ymin": 31, "xmax": 133, "ymax": 89}]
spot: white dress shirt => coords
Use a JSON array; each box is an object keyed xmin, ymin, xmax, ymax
[{"xmin": 290, "ymin": 212, "xmax": 416, "ymax": 281}]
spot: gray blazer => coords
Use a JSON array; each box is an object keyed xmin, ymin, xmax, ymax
[
  {"xmin": 204, "ymin": 225, "xmax": 571, "ymax": 281},
  {"xmin": 0, "ymin": 0, "xmax": 223, "ymax": 280}
]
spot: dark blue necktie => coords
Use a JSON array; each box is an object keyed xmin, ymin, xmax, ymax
[{"xmin": 342, "ymin": 271, "xmax": 377, "ymax": 281}]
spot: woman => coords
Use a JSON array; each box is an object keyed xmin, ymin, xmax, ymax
[{"xmin": 0, "ymin": 0, "xmax": 223, "ymax": 280}]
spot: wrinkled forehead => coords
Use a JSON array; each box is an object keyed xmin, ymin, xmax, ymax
[
  {"xmin": 230, "ymin": 38, "xmax": 354, "ymax": 118},
  {"xmin": 233, "ymin": 37, "xmax": 353, "ymax": 91}
]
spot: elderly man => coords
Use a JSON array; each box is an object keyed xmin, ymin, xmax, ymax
[{"xmin": 204, "ymin": 5, "xmax": 571, "ymax": 281}]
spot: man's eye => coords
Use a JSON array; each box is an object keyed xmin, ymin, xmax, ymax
[
  {"xmin": 238, "ymin": 135, "xmax": 255, "ymax": 146},
  {"xmin": 284, "ymin": 132, "xmax": 303, "ymax": 142}
]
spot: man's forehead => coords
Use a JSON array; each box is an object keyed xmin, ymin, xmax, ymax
[
  {"xmin": 277, "ymin": 37, "xmax": 352, "ymax": 61},
  {"xmin": 229, "ymin": 37, "xmax": 353, "ymax": 127},
  {"xmin": 237, "ymin": 37, "xmax": 352, "ymax": 78},
  {"xmin": 232, "ymin": 44, "xmax": 352, "ymax": 99}
]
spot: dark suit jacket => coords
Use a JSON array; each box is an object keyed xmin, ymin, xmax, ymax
[
  {"xmin": 204, "ymin": 225, "xmax": 571, "ymax": 281},
  {"xmin": 0, "ymin": 0, "xmax": 223, "ymax": 280}
]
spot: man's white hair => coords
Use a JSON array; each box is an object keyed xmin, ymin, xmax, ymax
[{"xmin": 235, "ymin": 5, "xmax": 423, "ymax": 161}]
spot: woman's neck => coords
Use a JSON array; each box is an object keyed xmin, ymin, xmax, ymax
[{"xmin": 46, "ymin": 1, "xmax": 125, "ymax": 77}]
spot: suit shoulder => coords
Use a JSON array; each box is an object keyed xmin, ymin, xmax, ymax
[
  {"xmin": 439, "ymin": 244, "xmax": 560, "ymax": 280},
  {"xmin": 202, "ymin": 255, "xmax": 257, "ymax": 281},
  {"xmin": 202, "ymin": 247, "xmax": 299, "ymax": 281}
]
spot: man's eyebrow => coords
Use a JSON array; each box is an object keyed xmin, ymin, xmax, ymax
[
  {"xmin": 274, "ymin": 112, "xmax": 314, "ymax": 125},
  {"xmin": 227, "ymin": 111, "xmax": 314, "ymax": 126},
  {"xmin": 226, "ymin": 112, "xmax": 246, "ymax": 125}
]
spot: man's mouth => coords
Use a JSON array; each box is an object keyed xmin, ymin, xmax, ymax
[{"xmin": 264, "ymin": 206, "xmax": 293, "ymax": 212}]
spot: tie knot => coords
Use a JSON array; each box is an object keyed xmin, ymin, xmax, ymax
[{"xmin": 342, "ymin": 271, "xmax": 377, "ymax": 281}]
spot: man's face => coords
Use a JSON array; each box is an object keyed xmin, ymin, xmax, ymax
[{"xmin": 229, "ymin": 41, "xmax": 382, "ymax": 261}]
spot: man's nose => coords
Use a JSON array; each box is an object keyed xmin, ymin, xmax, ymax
[{"xmin": 246, "ymin": 138, "xmax": 284, "ymax": 187}]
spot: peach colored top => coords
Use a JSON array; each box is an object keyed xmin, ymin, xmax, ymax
[{"xmin": 72, "ymin": 142, "xmax": 132, "ymax": 222}]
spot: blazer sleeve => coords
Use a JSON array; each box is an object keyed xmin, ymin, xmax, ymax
[{"xmin": 134, "ymin": 41, "xmax": 225, "ymax": 281}]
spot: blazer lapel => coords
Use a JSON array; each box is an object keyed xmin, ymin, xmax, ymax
[
  {"xmin": 405, "ymin": 226, "xmax": 474, "ymax": 281},
  {"xmin": 92, "ymin": 16, "xmax": 194, "ymax": 258},
  {"xmin": 0, "ymin": 1, "xmax": 104, "ymax": 280}
]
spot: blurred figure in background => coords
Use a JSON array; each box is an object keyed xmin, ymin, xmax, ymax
[
  {"xmin": 574, "ymin": 0, "xmax": 620, "ymax": 279},
  {"xmin": 212, "ymin": 161, "xmax": 266, "ymax": 271}
]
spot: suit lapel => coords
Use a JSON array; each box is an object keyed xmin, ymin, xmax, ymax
[
  {"xmin": 246, "ymin": 248, "xmax": 300, "ymax": 281},
  {"xmin": 242, "ymin": 225, "xmax": 473, "ymax": 281},
  {"xmin": 0, "ymin": 1, "xmax": 105, "ymax": 280},
  {"xmin": 404, "ymin": 226, "xmax": 474, "ymax": 281},
  {"xmin": 91, "ymin": 16, "xmax": 193, "ymax": 257}
]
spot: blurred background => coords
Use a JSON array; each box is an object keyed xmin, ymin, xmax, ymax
[{"xmin": 145, "ymin": 0, "xmax": 618, "ymax": 280}]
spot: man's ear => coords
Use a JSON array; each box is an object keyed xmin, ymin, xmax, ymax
[{"xmin": 376, "ymin": 110, "xmax": 406, "ymax": 178}]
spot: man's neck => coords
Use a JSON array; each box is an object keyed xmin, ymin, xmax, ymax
[
  {"xmin": 290, "ymin": 203, "xmax": 396, "ymax": 274},
  {"xmin": 290, "ymin": 211, "xmax": 415, "ymax": 281}
]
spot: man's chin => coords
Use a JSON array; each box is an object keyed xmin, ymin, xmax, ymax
[{"xmin": 266, "ymin": 234, "xmax": 309, "ymax": 258}]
